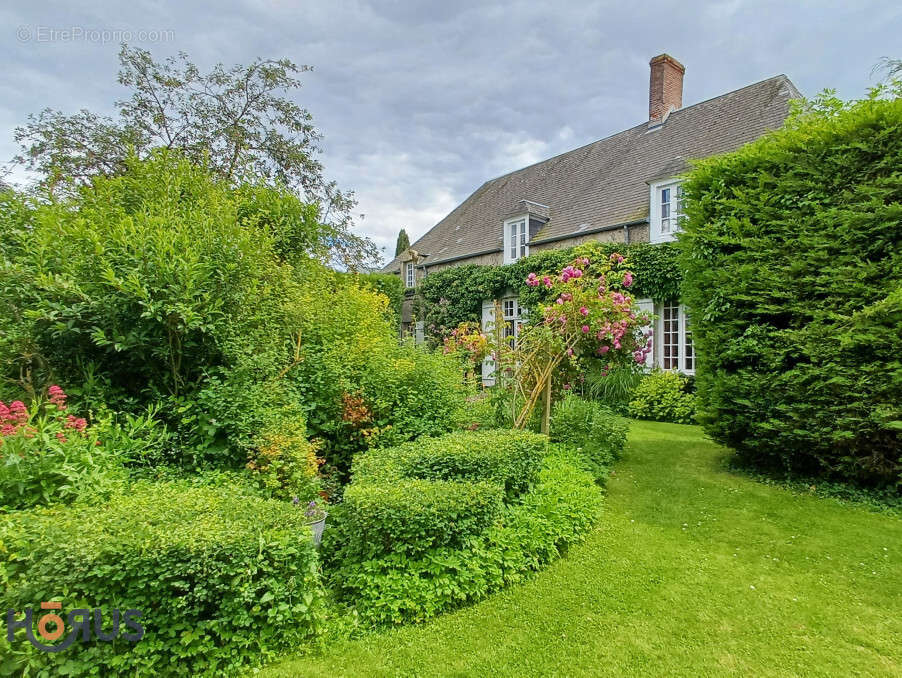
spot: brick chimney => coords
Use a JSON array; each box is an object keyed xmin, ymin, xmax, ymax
[{"xmin": 648, "ymin": 54, "xmax": 685, "ymax": 123}]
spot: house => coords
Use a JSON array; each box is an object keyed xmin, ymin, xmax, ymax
[{"xmin": 383, "ymin": 54, "xmax": 800, "ymax": 380}]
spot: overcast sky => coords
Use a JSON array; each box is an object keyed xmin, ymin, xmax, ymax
[{"xmin": 2, "ymin": 1, "xmax": 900, "ymax": 261}]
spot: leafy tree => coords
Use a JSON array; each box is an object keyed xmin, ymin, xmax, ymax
[
  {"xmin": 0, "ymin": 153, "xmax": 464, "ymax": 472},
  {"xmin": 395, "ymin": 228, "xmax": 410, "ymax": 256},
  {"xmin": 874, "ymin": 56, "xmax": 902, "ymax": 80},
  {"xmin": 13, "ymin": 45, "xmax": 377, "ymax": 269}
]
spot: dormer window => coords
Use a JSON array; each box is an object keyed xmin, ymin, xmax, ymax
[
  {"xmin": 504, "ymin": 216, "xmax": 528, "ymax": 264},
  {"xmin": 649, "ymin": 179, "xmax": 685, "ymax": 243},
  {"xmin": 405, "ymin": 262, "xmax": 415, "ymax": 288}
]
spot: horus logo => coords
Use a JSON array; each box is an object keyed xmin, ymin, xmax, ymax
[{"xmin": 6, "ymin": 602, "xmax": 144, "ymax": 652}]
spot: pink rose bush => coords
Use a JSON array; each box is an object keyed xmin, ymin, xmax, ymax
[
  {"xmin": 531, "ymin": 253, "xmax": 652, "ymax": 366},
  {"xmin": 506, "ymin": 252, "xmax": 652, "ymax": 430}
]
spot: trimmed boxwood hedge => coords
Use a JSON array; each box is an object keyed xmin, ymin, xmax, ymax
[
  {"xmin": 338, "ymin": 479, "xmax": 504, "ymax": 558},
  {"xmin": 353, "ymin": 429, "xmax": 547, "ymax": 499},
  {"xmin": 0, "ymin": 482, "xmax": 324, "ymax": 676},
  {"xmin": 325, "ymin": 446, "xmax": 602, "ymax": 624},
  {"xmin": 679, "ymin": 89, "xmax": 902, "ymax": 485}
]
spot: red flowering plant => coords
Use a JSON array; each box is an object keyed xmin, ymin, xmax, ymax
[
  {"xmin": 0, "ymin": 385, "xmax": 124, "ymax": 510},
  {"xmin": 442, "ymin": 321, "xmax": 491, "ymax": 385},
  {"xmin": 503, "ymin": 253, "xmax": 651, "ymax": 431}
]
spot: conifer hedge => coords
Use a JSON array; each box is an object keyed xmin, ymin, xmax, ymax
[{"xmin": 679, "ymin": 87, "xmax": 902, "ymax": 486}]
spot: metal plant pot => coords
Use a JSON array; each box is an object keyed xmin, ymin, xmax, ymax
[{"xmin": 307, "ymin": 513, "xmax": 327, "ymax": 547}]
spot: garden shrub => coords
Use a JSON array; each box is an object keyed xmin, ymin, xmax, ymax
[
  {"xmin": 85, "ymin": 403, "xmax": 180, "ymax": 472},
  {"xmin": 353, "ymin": 272, "xmax": 404, "ymax": 326},
  {"xmin": 0, "ymin": 387, "xmax": 126, "ymax": 511},
  {"xmin": 455, "ymin": 392, "xmax": 498, "ymax": 431},
  {"xmin": 0, "ymin": 153, "xmax": 339, "ymax": 472},
  {"xmin": 324, "ymin": 446, "xmax": 601, "ymax": 624},
  {"xmin": 549, "ymin": 394, "xmax": 597, "ymax": 444},
  {"xmin": 336, "ymin": 479, "xmax": 504, "ymax": 558},
  {"xmin": 679, "ymin": 84, "xmax": 902, "ymax": 485},
  {"xmin": 246, "ymin": 417, "xmax": 322, "ymax": 502},
  {"xmin": 627, "ymin": 371, "xmax": 697, "ymax": 425},
  {"xmin": 0, "ymin": 153, "xmax": 295, "ymax": 411},
  {"xmin": 285, "ymin": 272, "xmax": 466, "ymax": 478},
  {"xmin": 355, "ymin": 343, "xmax": 468, "ymax": 450},
  {"xmin": 585, "ymin": 364, "xmax": 645, "ymax": 414},
  {"xmin": 0, "ymin": 154, "xmax": 465, "ymax": 482},
  {"xmin": 352, "ymin": 429, "xmax": 547, "ymax": 500},
  {"xmin": 0, "ymin": 482, "xmax": 324, "ymax": 676},
  {"xmin": 550, "ymin": 394, "xmax": 628, "ymax": 478}
]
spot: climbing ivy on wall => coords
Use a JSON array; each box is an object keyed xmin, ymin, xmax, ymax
[{"xmin": 415, "ymin": 241, "xmax": 682, "ymax": 339}]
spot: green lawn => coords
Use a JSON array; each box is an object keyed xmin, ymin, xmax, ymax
[{"xmin": 262, "ymin": 421, "xmax": 902, "ymax": 677}]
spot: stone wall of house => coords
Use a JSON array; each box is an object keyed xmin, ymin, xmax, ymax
[
  {"xmin": 426, "ymin": 250, "xmax": 504, "ymax": 273},
  {"xmin": 388, "ymin": 222, "xmax": 651, "ymax": 278},
  {"xmin": 529, "ymin": 222, "xmax": 650, "ymax": 254}
]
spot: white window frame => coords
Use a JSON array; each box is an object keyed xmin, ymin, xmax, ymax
[
  {"xmin": 654, "ymin": 302, "xmax": 695, "ymax": 374},
  {"xmin": 503, "ymin": 215, "xmax": 529, "ymax": 264},
  {"xmin": 405, "ymin": 262, "xmax": 415, "ymax": 288},
  {"xmin": 501, "ymin": 296, "xmax": 523, "ymax": 349},
  {"xmin": 481, "ymin": 295, "xmax": 524, "ymax": 386},
  {"xmin": 649, "ymin": 179, "xmax": 685, "ymax": 243}
]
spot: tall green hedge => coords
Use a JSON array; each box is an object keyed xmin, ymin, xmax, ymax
[{"xmin": 679, "ymin": 88, "xmax": 902, "ymax": 486}]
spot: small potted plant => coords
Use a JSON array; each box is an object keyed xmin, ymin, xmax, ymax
[{"xmin": 294, "ymin": 498, "xmax": 328, "ymax": 546}]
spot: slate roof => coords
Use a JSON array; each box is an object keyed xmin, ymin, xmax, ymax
[{"xmin": 383, "ymin": 74, "xmax": 800, "ymax": 273}]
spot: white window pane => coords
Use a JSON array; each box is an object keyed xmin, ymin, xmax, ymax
[
  {"xmin": 684, "ymin": 311, "xmax": 694, "ymax": 371},
  {"xmin": 662, "ymin": 304, "xmax": 680, "ymax": 370}
]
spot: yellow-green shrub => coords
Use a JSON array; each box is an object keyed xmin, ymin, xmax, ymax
[{"xmin": 627, "ymin": 371, "xmax": 697, "ymax": 424}]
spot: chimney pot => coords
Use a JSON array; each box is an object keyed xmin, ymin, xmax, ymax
[{"xmin": 649, "ymin": 54, "xmax": 685, "ymax": 123}]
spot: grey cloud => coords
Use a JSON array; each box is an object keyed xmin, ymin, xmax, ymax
[{"xmin": 2, "ymin": 1, "xmax": 900, "ymax": 260}]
